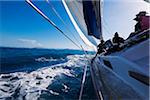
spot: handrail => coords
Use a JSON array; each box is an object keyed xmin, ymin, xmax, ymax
[
  {"xmin": 125, "ymin": 29, "xmax": 149, "ymax": 43},
  {"xmin": 120, "ymin": 29, "xmax": 149, "ymax": 48}
]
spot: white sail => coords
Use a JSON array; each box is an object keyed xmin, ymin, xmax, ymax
[{"xmin": 62, "ymin": 0, "xmax": 102, "ymax": 50}]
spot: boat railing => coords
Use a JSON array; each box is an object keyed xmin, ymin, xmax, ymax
[{"xmin": 120, "ymin": 29, "xmax": 150, "ymax": 48}]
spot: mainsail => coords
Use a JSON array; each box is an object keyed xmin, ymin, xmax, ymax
[{"xmin": 62, "ymin": 0, "xmax": 102, "ymax": 50}]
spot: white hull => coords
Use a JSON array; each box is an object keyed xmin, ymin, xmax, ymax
[{"xmin": 91, "ymin": 36, "xmax": 149, "ymax": 99}]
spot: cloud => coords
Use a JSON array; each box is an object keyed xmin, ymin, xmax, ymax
[{"xmin": 18, "ymin": 39, "xmax": 43, "ymax": 48}]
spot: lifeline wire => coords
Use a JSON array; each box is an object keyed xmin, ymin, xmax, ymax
[
  {"xmin": 45, "ymin": 1, "xmax": 95, "ymax": 100},
  {"xmin": 26, "ymin": 1, "xmax": 93, "ymax": 100},
  {"xmin": 46, "ymin": 0, "xmax": 82, "ymax": 46},
  {"xmin": 26, "ymin": 0, "xmax": 81, "ymax": 49}
]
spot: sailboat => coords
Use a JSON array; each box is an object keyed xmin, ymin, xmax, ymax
[{"xmin": 26, "ymin": 0, "xmax": 149, "ymax": 99}]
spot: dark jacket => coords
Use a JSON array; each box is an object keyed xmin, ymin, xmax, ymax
[{"xmin": 112, "ymin": 36, "xmax": 124, "ymax": 45}]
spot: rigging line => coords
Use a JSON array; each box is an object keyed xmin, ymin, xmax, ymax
[
  {"xmin": 101, "ymin": 0, "xmax": 112, "ymax": 35},
  {"xmin": 63, "ymin": 0, "xmax": 97, "ymax": 51},
  {"xmin": 103, "ymin": 18, "xmax": 113, "ymax": 34},
  {"xmin": 103, "ymin": 23, "xmax": 112, "ymax": 36},
  {"xmin": 49, "ymin": 0, "xmax": 95, "ymax": 51},
  {"xmin": 78, "ymin": 46, "xmax": 91, "ymax": 100},
  {"xmin": 69, "ymin": 1, "xmax": 98, "ymax": 92},
  {"xmin": 26, "ymin": 1, "xmax": 94, "ymax": 100},
  {"xmin": 26, "ymin": 0, "xmax": 90, "ymax": 81},
  {"xmin": 46, "ymin": 0, "xmax": 83, "ymax": 48},
  {"xmin": 47, "ymin": 1, "xmax": 91, "ymax": 94},
  {"xmin": 78, "ymin": 45, "xmax": 99, "ymax": 100},
  {"xmin": 47, "ymin": 1, "xmax": 93, "ymax": 57},
  {"xmin": 102, "ymin": 19, "xmax": 111, "ymax": 35},
  {"xmin": 72, "ymin": 1, "xmax": 103, "ymax": 98},
  {"xmin": 73, "ymin": 1, "xmax": 102, "ymax": 96},
  {"xmin": 70, "ymin": 1, "xmax": 100, "ymax": 98},
  {"xmin": 46, "ymin": 0, "xmax": 92, "ymax": 53},
  {"xmin": 46, "ymin": 1, "xmax": 94, "ymax": 53},
  {"xmin": 79, "ymin": 64, "xmax": 87, "ymax": 100},
  {"xmin": 26, "ymin": 2, "xmax": 91, "ymax": 98},
  {"xmin": 26, "ymin": 0, "xmax": 81, "ymax": 49}
]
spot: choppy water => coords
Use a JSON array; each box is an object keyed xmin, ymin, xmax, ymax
[{"xmin": 0, "ymin": 47, "xmax": 96, "ymax": 100}]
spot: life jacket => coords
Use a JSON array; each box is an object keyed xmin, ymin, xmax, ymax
[{"xmin": 140, "ymin": 16, "xmax": 150, "ymax": 31}]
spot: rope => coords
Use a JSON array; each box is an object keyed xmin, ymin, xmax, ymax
[
  {"xmin": 45, "ymin": 0, "xmax": 93, "ymax": 57},
  {"xmin": 46, "ymin": 0, "xmax": 97, "ymax": 53},
  {"xmin": 78, "ymin": 45, "xmax": 98, "ymax": 100},
  {"xmin": 63, "ymin": 1, "xmax": 99, "ymax": 99},
  {"xmin": 103, "ymin": 23, "xmax": 112, "ymax": 35},
  {"xmin": 46, "ymin": 0, "xmax": 82, "ymax": 46},
  {"xmin": 47, "ymin": 3, "xmax": 91, "ymax": 97},
  {"xmin": 45, "ymin": 3, "xmax": 93, "ymax": 99},
  {"xmin": 26, "ymin": 1, "xmax": 94, "ymax": 100},
  {"xmin": 103, "ymin": 18, "xmax": 113, "ymax": 33},
  {"xmin": 26, "ymin": 0, "xmax": 81, "ymax": 49},
  {"xmin": 79, "ymin": 64, "xmax": 87, "ymax": 100}
]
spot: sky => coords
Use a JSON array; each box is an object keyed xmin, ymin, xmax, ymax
[
  {"xmin": 102, "ymin": 0, "xmax": 150, "ymax": 40},
  {"xmin": 0, "ymin": 0, "xmax": 149, "ymax": 50}
]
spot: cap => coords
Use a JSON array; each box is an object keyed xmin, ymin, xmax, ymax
[{"xmin": 136, "ymin": 11, "xmax": 147, "ymax": 16}]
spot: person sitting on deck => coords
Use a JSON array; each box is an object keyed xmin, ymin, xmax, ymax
[
  {"xmin": 91, "ymin": 40, "xmax": 106, "ymax": 62},
  {"xmin": 103, "ymin": 39, "xmax": 114, "ymax": 55},
  {"xmin": 112, "ymin": 32, "xmax": 124, "ymax": 51},
  {"xmin": 97, "ymin": 39, "xmax": 106, "ymax": 54},
  {"xmin": 128, "ymin": 11, "xmax": 149, "ymax": 38},
  {"xmin": 134, "ymin": 11, "xmax": 149, "ymax": 32}
]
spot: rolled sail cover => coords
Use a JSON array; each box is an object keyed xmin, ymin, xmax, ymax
[{"xmin": 62, "ymin": 0, "xmax": 102, "ymax": 48}]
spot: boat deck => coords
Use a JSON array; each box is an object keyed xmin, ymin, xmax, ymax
[{"xmin": 90, "ymin": 37, "xmax": 149, "ymax": 99}]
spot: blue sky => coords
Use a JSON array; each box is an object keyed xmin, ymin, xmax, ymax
[
  {"xmin": 102, "ymin": 0, "xmax": 149, "ymax": 40},
  {"xmin": 0, "ymin": 0, "xmax": 149, "ymax": 50}
]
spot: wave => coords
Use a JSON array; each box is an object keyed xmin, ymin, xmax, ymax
[
  {"xmin": 0, "ymin": 54, "xmax": 93, "ymax": 100},
  {"xmin": 35, "ymin": 57, "xmax": 65, "ymax": 62}
]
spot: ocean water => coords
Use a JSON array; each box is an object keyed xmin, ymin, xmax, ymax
[{"xmin": 0, "ymin": 47, "xmax": 96, "ymax": 100}]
